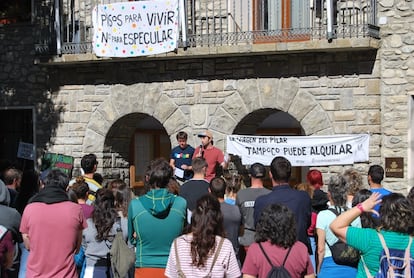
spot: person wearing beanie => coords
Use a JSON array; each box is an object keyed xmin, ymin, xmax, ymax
[{"xmin": 236, "ymin": 163, "xmax": 270, "ymax": 255}]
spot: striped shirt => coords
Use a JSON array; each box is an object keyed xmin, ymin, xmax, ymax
[{"xmin": 165, "ymin": 234, "xmax": 241, "ymax": 278}]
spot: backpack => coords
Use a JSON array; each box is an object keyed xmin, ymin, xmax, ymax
[
  {"xmin": 107, "ymin": 218, "xmax": 135, "ymax": 278},
  {"xmin": 258, "ymin": 242, "xmax": 292, "ymax": 278},
  {"xmin": 362, "ymin": 232, "xmax": 413, "ymax": 278},
  {"xmin": 325, "ymin": 207, "xmax": 360, "ymax": 268}
]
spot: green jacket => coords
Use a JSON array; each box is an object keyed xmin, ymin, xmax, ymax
[{"xmin": 128, "ymin": 188, "xmax": 186, "ymax": 268}]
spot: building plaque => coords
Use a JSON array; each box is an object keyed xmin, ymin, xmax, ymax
[{"xmin": 385, "ymin": 157, "xmax": 404, "ymax": 178}]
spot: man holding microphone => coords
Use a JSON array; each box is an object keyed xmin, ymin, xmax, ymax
[{"xmin": 193, "ymin": 130, "xmax": 228, "ymax": 182}]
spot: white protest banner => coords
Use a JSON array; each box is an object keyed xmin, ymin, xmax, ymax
[
  {"xmin": 226, "ymin": 134, "xmax": 370, "ymax": 166},
  {"xmin": 92, "ymin": 0, "xmax": 178, "ymax": 57}
]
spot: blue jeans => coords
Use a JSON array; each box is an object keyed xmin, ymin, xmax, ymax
[
  {"xmin": 18, "ymin": 242, "xmax": 29, "ymax": 278},
  {"xmin": 309, "ymin": 236, "xmax": 316, "ymax": 271}
]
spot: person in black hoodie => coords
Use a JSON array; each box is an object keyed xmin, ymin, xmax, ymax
[{"xmin": 306, "ymin": 170, "xmax": 329, "ymax": 213}]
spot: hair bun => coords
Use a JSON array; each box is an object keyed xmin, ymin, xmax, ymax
[{"xmin": 75, "ymin": 176, "xmax": 85, "ymax": 183}]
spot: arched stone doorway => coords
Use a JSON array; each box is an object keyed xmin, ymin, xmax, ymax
[
  {"xmin": 103, "ymin": 113, "xmax": 170, "ymax": 185},
  {"xmin": 233, "ymin": 108, "xmax": 307, "ymax": 187}
]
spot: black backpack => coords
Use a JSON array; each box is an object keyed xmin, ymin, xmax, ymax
[
  {"xmin": 258, "ymin": 242, "xmax": 292, "ymax": 278},
  {"xmin": 326, "ymin": 207, "xmax": 360, "ymax": 268}
]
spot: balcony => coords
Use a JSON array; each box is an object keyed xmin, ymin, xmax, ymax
[{"xmin": 33, "ymin": 0, "xmax": 380, "ymax": 62}]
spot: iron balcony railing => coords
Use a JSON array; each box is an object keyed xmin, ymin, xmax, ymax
[{"xmin": 33, "ymin": 0, "xmax": 379, "ymax": 56}]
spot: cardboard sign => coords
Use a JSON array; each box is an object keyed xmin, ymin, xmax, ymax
[
  {"xmin": 17, "ymin": 142, "xmax": 35, "ymax": 160},
  {"xmin": 41, "ymin": 153, "xmax": 74, "ymax": 177}
]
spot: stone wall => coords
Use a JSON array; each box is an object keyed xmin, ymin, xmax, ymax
[
  {"xmin": 46, "ymin": 50, "xmax": 385, "ymax": 188},
  {"xmin": 377, "ymin": 0, "xmax": 414, "ymax": 192},
  {"xmin": 2, "ymin": 0, "xmax": 414, "ymax": 193}
]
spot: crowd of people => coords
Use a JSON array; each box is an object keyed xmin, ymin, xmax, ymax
[{"xmin": 0, "ymin": 129, "xmax": 413, "ymax": 278}]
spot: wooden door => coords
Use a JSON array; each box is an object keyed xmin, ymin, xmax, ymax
[{"xmin": 129, "ymin": 129, "xmax": 171, "ymax": 187}]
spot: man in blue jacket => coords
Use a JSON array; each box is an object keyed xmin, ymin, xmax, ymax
[{"xmin": 254, "ymin": 156, "xmax": 312, "ymax": 254}]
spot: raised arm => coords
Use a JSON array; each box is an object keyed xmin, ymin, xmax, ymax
[{"xmin": 330, "ymin": 192, "xmax": 381, "ymax": 242}]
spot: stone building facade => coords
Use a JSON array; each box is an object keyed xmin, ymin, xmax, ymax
[{"xmin": 0, "ymin": 0, "xmax": 413, "ymax": 193}]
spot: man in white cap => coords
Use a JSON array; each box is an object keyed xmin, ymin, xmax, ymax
[{"xmin": 193, "ymin": 130, "xmax": 228, "ymax": 182}]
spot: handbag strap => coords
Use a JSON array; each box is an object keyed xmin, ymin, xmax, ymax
[
  {"xmin": 259, "ymin": 242, "xmax": 292, "ymax": 267},
  {"xmin": 206, "ymin": 237, "xmax": 225, "ymax": 276},
  {"xmin": 174, "ymin": 237, "xmax": 224, "ymax": 277},
  {"xmin": 325, "ymin": 207, "xmax": 348, "ymax": 248},
  {"xmin": 328, "ymin": 206, "xmax": 347, "ymax": 217},
  {"xmin": 105, "ymin": 217, "xmax": 123, "ymax": 278},
  {"xmin": 174, "ymin": 239, "xmax": 186, "ymax": 278},
  {"xmin": 106, "ymin": 252, "xmax": 111, "ymax": 278},
  {"xmin": 104, "ymin": 217, "xmax": 122, "ymax": 248},
  {"xmin": 324, "ymin": 238, "xmax": 333, "ymax": 248},
  {"xmin": 115, "ymin": 217, "xmax": 122, "ymax": 233}
]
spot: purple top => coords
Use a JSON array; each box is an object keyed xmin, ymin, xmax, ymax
[{"xmin": 80, "ymin": 203, "xmax": 94, "ymax": 219}]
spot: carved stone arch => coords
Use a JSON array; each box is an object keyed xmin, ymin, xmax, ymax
[
  {"xmin": 228, "ymin": 77, "xmax": 332, "ymax": 136},
  {"xmin": 82, "ymin": 83, "xmax": 181, "ymax": 154},
  {"xmin": 288, "ymin": 91, "xmax": 332, "ymax": 135},
  {"xmin": 225, "ymin": 78, "xmax": 332, "ymax": 186}
]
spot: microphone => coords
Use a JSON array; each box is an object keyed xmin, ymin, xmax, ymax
[{"xmin": 199, "ymin": 145, "xmax": 204, "ymax": 157}]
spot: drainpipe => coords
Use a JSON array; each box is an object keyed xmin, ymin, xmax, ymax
[
  {"xmin": 179, "ymin": 0, "xmax": 188, "ymax": 48},
  {"xmin": 55, "ymin": 0, "xmax": 62, "ymax": 55},
  {"xmin": 326, "ymin": 0, "xmax": 334, "ymax": 42}
]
